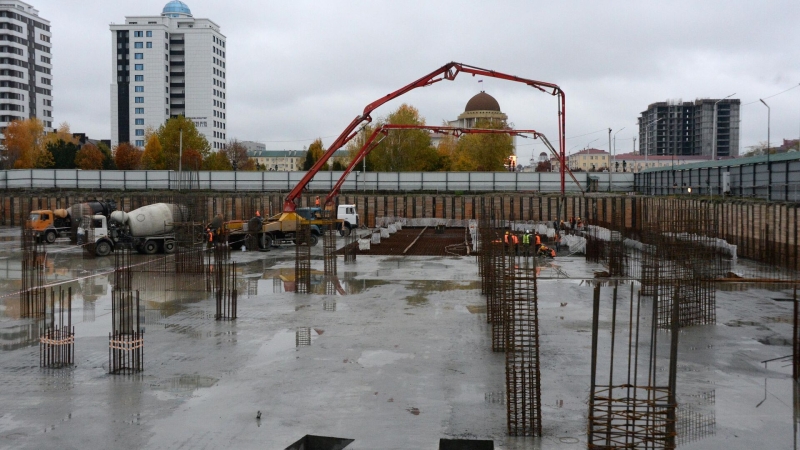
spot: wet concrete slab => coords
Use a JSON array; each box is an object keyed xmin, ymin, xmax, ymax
[{"xmin": 0, "ymin": 226, "xmax": 798, "ymax": 449}]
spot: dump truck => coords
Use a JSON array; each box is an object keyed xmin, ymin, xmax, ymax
[
  {"xmin": 27, "ymin": 200, "xmax": 117, "ymax": 243},
  {"xmin": 223, "ymin": 205, "xmax": 358, "ymax": 250},
  {"xmin": 87, "ymin": 203, "xmax": 187, "ymax": 256}
]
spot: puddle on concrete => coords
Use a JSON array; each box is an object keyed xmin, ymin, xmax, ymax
[
  {"xmin": 151, "ymin": 375, "xmax": 219, "ymax": 393},
  {"xmin": 404, "ymin": 293, "xmax": 428, "ymax": 307}
]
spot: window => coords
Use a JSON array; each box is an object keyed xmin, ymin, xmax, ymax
[
  {"xmin": 135, "ymin": 97, "xmax": 144, "ymax": 103},
  {"xmin": 135, "ymin": 118, "xmax": 144, "ymax": 125},
  {"xmin": 135, "ymin": 140, "xmax": 144, "ymax": 147},
  {"xmin": 135, "ymin": 86, "xmax": 144, "ymax": 92},
  {"xmin": 117, "ymin": 65, "xmax": 122, "ymax": 71},
  {"xmin": 134, "ymin": 42, "xmax": 143, "ymax": 48},
  {"xmin": 146, "ymin": 42, "xmax": 152, "ymax": 48},
  {"xmin": 134, "ymin": 31, "xmax": 143, "ymax": 37},
  {"xmin": 165, "ymin": 87, "xmax": 169, "ymax": 93},
  {"xmin": 135, "ymin": 53, "xmax": 143, "ymax": 59},
  {"xmin": 135, "ymin": 129, "xmax": 144, "ymax": 136},
  {"xmin": 135, "ymin": 108, "xmax": 144, "ymax": 114},
  {"xmin": 135, "ymin": 64, "xmax": 143, "ymax": 70},
  {"xmin": 135, "ymin": 75, "xmax": 143, "ymax": 81},
  {"xmin": 146, "ymin": 31, "xmax": 152, "ymax": 37}
]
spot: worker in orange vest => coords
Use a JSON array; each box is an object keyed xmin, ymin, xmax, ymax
[
  {"xmin": 534, "ymin": 232, "xmax": 542, "ymax": 250},
  {"xmin": 554, "ymin": 232, "xmax": 561, "ymax": 252},
  {"xmin": 504, "ymin": 230, "xmax": 510, "ymax": 253},
  {"xmin": 255, "ymin": 210, "xmax": 261, "ymax": 217},
  {"xmin": 511, "ymin": 232, "xmax": 520, "ymax": 256},
  {"xmin": 315, "ymin": 196, "xmax": 321, "ymax": 207}
]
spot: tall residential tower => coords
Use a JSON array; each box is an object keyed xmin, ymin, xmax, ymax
[
  {"xmin": 110, "ymin": 1, "xmax": 226, "ymax": 149},
  {"xmin": 0, "ymin": 0, "xmax": 53, "ymax": 136},
  {"xmin": 638, "ymin": 99, "xmax": 740, "ymax": 159}
]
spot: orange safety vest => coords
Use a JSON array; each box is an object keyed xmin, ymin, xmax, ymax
[
  {"xmin": 535, "ymin": 235, "xmax": 541, "ymax": 245},
  {"xmin": 512, "ymin": 235, "xmax": 519, "ymax": 244},
  {"xmin": 504, "ymin": 234, "xmax": 510, "ymax": 244},
  {"xmin": 550, "ymin": 249, "xmax": 556, "ymax": 257},
  {"xmin": 315, "ymin": 198, "xmax": 320, "ymax": 206},
  {"xmin": 208, "ymin": 231, "xmax": 213, "ymax": 242}
]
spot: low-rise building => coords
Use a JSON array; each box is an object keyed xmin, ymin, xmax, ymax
[
  {"xmin": 568, "ymin": 148, "xmax": 609, "ymax": 172},
  {"xmin": 612, "ymin": 152, "xmax": 711, "ymax": 173},
  {"xmin": 247, "ymin": 149, "xmax": 305, "ymax": 171}
]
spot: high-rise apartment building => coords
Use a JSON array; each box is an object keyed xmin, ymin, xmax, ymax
[
  {"xmin": 0, "ymin": 0, "xmax": 53, "ymax": 136},
  {"xmin": 638, "ymin": 99, "xmax": 740, "ymax": 159},
  {"xmin": 110, "ymin": 1, "xmax": 226, "ymax": 149}
]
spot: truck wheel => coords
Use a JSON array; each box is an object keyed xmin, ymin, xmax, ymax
[
  {"xmin": 309, "ymin": 234, "xmax": 319, "ymax": 247},
  {"xmin": 95, "ymin": 241, "xmax": 112, "ymax": 257},
  {"xmin": 260, "ymin": 234, "xmax": 273, "ymax": 249},
  {"xmin": 163, "ymin": 240, "xmax": 176, "ymax": 254},
  {"xmin": 45, "ymin": 230, "xmax": 57, "ymax": 244},
  {"xmin": 143, "ymin": 240, "xmax": 158, "ymax": 255},
  {"xmin": 339, "ymin": 223, "xmax": 351, "ymax": 237}
]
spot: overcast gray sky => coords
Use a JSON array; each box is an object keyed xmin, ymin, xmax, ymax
[{"xmin": 41, "ymin": 0, "xmax": 800, "ymax": 164}]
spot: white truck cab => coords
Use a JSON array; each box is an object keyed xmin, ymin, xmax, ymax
[{"xmin": 337, "ymin": 204, "xmax": 359, "ymax": 236}]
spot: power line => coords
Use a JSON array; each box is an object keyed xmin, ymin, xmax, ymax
[{"xmin": 742, "ymin": 82, "xmax": 800, "ymax": 106}]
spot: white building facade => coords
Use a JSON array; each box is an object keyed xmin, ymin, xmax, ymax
[
  {"xmin": 0, "ymin": 0, "xmax": 53, "ymax": 136},
  {"xmin": 110, "ymin": 1, "xmax": 226, "ymax": 149}
]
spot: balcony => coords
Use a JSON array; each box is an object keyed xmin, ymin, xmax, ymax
[
  {"xmin": 169, "ymin": 92, "xmax": 185, "ymax": 99},
  {"xmin": 169, "ymin": 50, "xmax": 184, "ymax": 56},
  {"xmin": 169, "ymin": 39, "xmax": 184, "ymax": 45},
  {"xmin": 169, "ymin": 82, "xmax": 185, "ymax": 88},
  {"xmin": 170, "ymin": 60, "xmax": 185, "ymax": 66},
  {"xmin": 170, "ymin": 103, "xmax": 185, "ymax": 109},
  {"xmin": 169, "ymin": 71, "xmax": 184, "ymax": 77}
]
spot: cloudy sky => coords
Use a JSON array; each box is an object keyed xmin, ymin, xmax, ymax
[{"xmin": 41, "ymin": 0, "xmax": 800, "ymax": 164}]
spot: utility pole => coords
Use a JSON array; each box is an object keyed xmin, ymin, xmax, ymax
[
  {"xmin": 178, "ymin": 128, "xmax": 183, "ymax": 192},
  {"xmin": 760, "ymin": 99, "xmax": 771, "ymax": 199}
]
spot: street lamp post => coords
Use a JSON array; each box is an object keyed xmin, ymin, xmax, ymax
[
  {"xmin": 612, "ymin": 127, "xmax": 625, "ymax": 172},
  {"xmin": 712, "ymin": 93, "xmax": 736, "ymax": 160},
  {"xmin": 760, "ymin": 98, "xmax": 771, "ymax": 199},
  {"xmin": 178, "ymin": 128, "xmax": 183, "ymax": 192}
]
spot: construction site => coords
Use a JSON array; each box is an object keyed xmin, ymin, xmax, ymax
[
  {"xmin": 1, "ymin": 63, "xmax": 799, "ymax": 449},
  {"xmin": 0, "ymin": 188, "xmax": 797, "ymax": 449}
]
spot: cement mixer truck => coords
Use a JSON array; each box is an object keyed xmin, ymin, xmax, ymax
[
  {"xmin": 87, "ymin": 203, "xmax": 187, "ymax": 256},
  {"xmin": 27, "ymin": 200, "xmax": 117, "ymax": 243}
]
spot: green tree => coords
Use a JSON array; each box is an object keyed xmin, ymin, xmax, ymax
[
  {"xmin": 345, "ymin": 124, "xmax": 376, "ymax": 171},
  {"xmin": 98, "ymin": 142, "xmax": 116, "ymax": 170},
  {"xmin": 451, "ymin": 119, "xmax": 513, "ymax": 171},
  {"xmin": 302, "ymin": 138, "xmax": 329, "ymax": 170},
  {"xmin": 368, "ymin": 104, "xmax": 439, "ymax": 171},
  {"xmin": 202, "ymin": 151, "xmax": 232, "ymax": 170},
  {"xmin": 46, "ymin": 139, "xmax": 80, "ymax": 169},
  {"xmin": 156, "ymin": 116, "xmax": 210, "ymax": 170}
]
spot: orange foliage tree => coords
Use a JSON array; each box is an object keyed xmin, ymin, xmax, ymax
[
  {"xmin": 113, "ymin": 142, "xmax": 143, "ymax": 170},
  {"xmin": 5, "ymin": 118, "xmax": 51, "ymax": 169},
  {"xmin": 74, "ymin": 144, "xmax": 105, "ymax": 170},
  {"xmin": 181, "ymin": 148, "xmax": 203, "ymax": 171}
]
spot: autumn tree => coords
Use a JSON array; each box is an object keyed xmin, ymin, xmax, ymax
[
  {"xmin": 202, "ymin": 151, "xmax": 232, "ymax": 170},
  {"xmin": 156, "ymin": 116, "xmax": 210, "ymax": 170},
  {"xmin": 367, "ymin": 104, "xmax": 439, "ymax": 171},
  {"xmin": 224, "ymin": 139, "xmax": 256, "ymax": 171},
  {"xmin": 141, "ymin": 133, "xmax": 165, "ymax": 169},
  {"xmin": 345, "ymin": 124, "xmax": 375, "ymax": 171},
  {"xmin": 302, "ymin": 138, "xmax": 329, "ymax": 170},
  {"xmin": 74, "ymin": 144, "xmax": 105, "ymax": 170},
  {"xmin": 113, "ymin": 142, "xmax": 143, "ymax": 170},
  {"xmin": 182, "ymin": 148, "xmax": 203, "ymax": 171},
  {"xmin": 98, "ymin": 142, "xmax": 116, "ymax": 170},
  {"xmin": 47, "ymin": 140, "xmax": 80, "ymax": 169},
  {"xmin": 44, "ymin": 122, "xmax": 78, "ymax": 148},
  {"xmin": 435, "ymin": 133, "xmax": 458, "ymax": 172},
  {"xmin": 450, "ymin": 119, "xmax": 514, "ymax": 171},
  {"xmin": 4, "ymin": 118, "xmax": 51, "ymax": 168}
]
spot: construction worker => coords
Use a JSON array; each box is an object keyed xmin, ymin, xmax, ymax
[
  {"xmin": 522, "ymin": 230, "xmax": 532, "ymax": 257},
  {"xmin": 504, "ymin": 230, "xmax": 510, "ymax": 253},
  {"xmin": 534, "ymin": 231, "xmax": 542, "ymax": 251},
  {"xmin": 255, "ymin": 210, "xmax": 261, "ymax": 217},
  {"xmin": 512, "ymin": 232, "xmax": 520, "ymax": 256},
  {"xmin": 554, "ymin": 232, "xmax": 561, "ymax": 252},
  {"xmin": 315, "ymin": 196, "xmax": 321, "ymax": 207}
]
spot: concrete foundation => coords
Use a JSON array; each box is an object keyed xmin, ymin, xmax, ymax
[{"xmin": 0, "ymin": 226, "xmax": 798, "ymax": 448}]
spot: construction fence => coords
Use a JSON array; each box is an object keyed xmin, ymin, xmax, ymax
[{"xmin": 0, "ymin": 169, "xmax": 634, "ymax": 193}]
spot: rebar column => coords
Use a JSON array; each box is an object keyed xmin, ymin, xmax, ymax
[
  {"xmin": 39, "ymin": 287, "xmax": 75, "ymax": 368},
  {"xmin": 295, "ymin": 219, "xmax": 312, "ymax": 294},
  {"xmin": 505, "ymin": 255, "xmax": 542, "ymax": 436}
]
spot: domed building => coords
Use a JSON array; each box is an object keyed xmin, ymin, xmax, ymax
[
  {"xmin": 110, "ymin": 2, "xmax": 229, "ymax": 152},
  {"xmin": 451, "ymin": 91, "xmax": 508, "ymax": 128},
  {"xmin": 438, "ymin": 91, "xmax": 516, "ymax": 168}
]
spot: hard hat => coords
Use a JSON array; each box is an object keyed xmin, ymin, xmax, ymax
[
  {"xmin": 505, "ymin": 231, "xmax": 509, "ymax": 234},
  {"xmin": 526, "ymin": 230, "xmax": 531, "ymax": 234}
]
